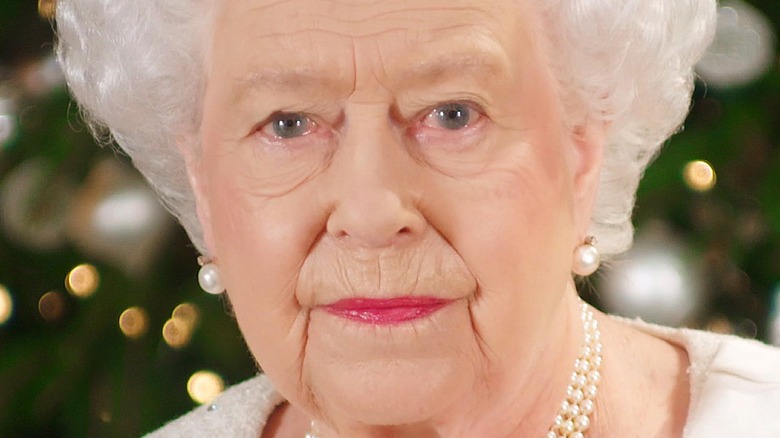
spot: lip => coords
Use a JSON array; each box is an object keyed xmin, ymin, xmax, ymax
[{"xmin": 320, "ymin": 297, "xmax": 452, "ymax": 325}]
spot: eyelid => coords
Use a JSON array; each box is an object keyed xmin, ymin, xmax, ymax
[
  {"xmin": 398, "ymin": 93, "xmax": 490, "ymax": 120},
  {"xmin": 414, "ymin": 100, "xmax": 485, "ymax": 121}
]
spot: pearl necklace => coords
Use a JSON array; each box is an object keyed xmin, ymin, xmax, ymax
[
  {"xmin": 306, "ymin": 301, "xmax": 602, "ymax": 438},
  {"xmin": 546, "ymin": 301, "xmax": 602, "ymax": 438}
]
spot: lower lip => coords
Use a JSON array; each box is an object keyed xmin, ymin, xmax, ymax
[{"xmin": 321, "ymin": 297, "xmax": 452, "ymax": 325}]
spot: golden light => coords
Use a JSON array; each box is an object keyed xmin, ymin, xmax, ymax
[
  {"xmin": 38, "ymin": 291, "xmax": 66, "ymax": 323},
  {"xmin": 683, "ymin": 160, "xmax": 717, "ymax": 192},
  {"xmin": 99, "ymin": 411, "xmax": 112, "ymax": 424},
  {"xmin": 162, "ymin": 318, "xmax": 193, "ymax": 349},
  {"xmin": 172, "ymin": 303, "xmax": 200, "ymax": 329},
  {"xmin": 187, "ymin": 371, "xmax": 225, "ymax": 405},
  {"xmin": 38, "ymin": 0, "xmax": 56, "ymax": 20},
  {"xmin": 119, "ymin": 307, "xmax": 149, "ymax": 339},
  {"xmin": 0, "ymin": 285, "xmax": 13, "ymax": 325},
  {"xmin": 65, "ymin": 264, "xmax": 100, "ymax": 298},
  {"xmin": 707, "ymin": 317, "xmax": 734, "ymax": 335}
]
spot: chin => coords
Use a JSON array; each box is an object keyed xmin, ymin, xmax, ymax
[
  {"xmin": 309, "ymin": 356, "xmax": 469, "ymax": 426},
  {"xmin": 302, "ymin": 302, "xmax": 480, "ymax": 426}
]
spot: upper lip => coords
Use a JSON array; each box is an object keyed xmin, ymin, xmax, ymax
[
  {"xmin": 320, "ymin": 296, "xmax": 452, "ymax": 310},
  {"xmin": 317, "ymin": 296, "xmax": 455, "ymax": 324}
]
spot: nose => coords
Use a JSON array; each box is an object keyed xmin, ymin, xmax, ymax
[{"xmin": 325, "ymin": 112, "xmax": 426, "ymax": 248}]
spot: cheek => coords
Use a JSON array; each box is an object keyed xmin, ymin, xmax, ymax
[
  {"xmin": 440, "ymin": 169, "xmax": 572, "ymax": 286},
  {"xmin": 431, "ymin": 133, "xmax": 574, "ymax": 262},
  {"xmin": 201, "ymin": 138, "xmax": 328, "ymax": 284},
  {"xmin": 206, "ymin": 178, "xmax": 313, "ymax": 293},
  {"xmin": 201, "ymin": 155, "xmax": 327, "ymax": 382},
  {"xmin": 423, "ymin": 135, "xmax": 576, "ymax": 345}
]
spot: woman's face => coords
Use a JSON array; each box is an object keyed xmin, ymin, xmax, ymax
[{"xmin": 191, "ymin": 0, "xmax": 602, "ymax": 428}]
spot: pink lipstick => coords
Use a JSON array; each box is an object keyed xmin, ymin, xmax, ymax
[{"xmin": 322, "ymin": 297, "xmax": 451, "ymax": 325}]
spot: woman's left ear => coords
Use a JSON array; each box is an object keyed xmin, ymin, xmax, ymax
[{"xmin": 571, "ymin": 119, "xmax": 609, "ymax": 237}]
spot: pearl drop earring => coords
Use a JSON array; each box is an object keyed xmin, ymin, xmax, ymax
[
  {"xmin": 572, "ymin": 236, "xmax": 600, "ymax": 276},
  {"xmin": 197, "ymin": 256, "xmax": 225, "ymax": 295}
]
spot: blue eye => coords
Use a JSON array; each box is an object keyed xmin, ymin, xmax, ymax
[
  {"xmin": 426, "ymin": 103, "xmax": 476, "ymax": 130},
  {"xmin": 263, "ymin": 113, "xmax": 313, "ymax": 139}
]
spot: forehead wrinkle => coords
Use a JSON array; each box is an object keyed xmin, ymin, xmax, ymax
[
  {"xmin": 305, "ymin": 5, "xmax": 494, "ymax": 26},
  {"xmin": 375, "ymin": 18, "xmax": 515, "ymax": 86},
  {"xmin": 216, "ymin": 0, "xmax": 525, "ymax": 104},
  {"xmin": 248, "ymin": 27, "xmax": 411, "ymax": 44},
  {"xmin": 240, "ymin": 0, "xmax": 496, "ymax": 39}
]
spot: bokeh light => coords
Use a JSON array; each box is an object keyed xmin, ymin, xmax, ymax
[
  {"xmin": 706, "ymin": 316, "xmax": 734, "ymax": 335},
  {"xmin": 18, "ymin": 56, "xmax": 64, "ymax": 96},
  {"xmin": 187, "ymin": 371, "xmax": 225, "ymax": 405},
  {"xmin": 0, "ymin": 158, "xmax": 70, "ymax": 251},
  {"xmin": 119, "ymin": 307, "xmax": 149, "ymax": 339},
  {"xmin": 736, "ymin": 318, "xmax": 758, "ymax": 339},
  {"xmin": 0, "ymin": 114, "xmax": 14, "ymax": 146},
  {"xmin": 696, "ymin": 0, "xmax": 776, "ymax": 88},
  {"xmin": 161, "ymin": 303, "xmax": 201, "ymax": 348},
  {"xmin": 770, "ymin": 284, "xmax": 780, "ymax": 346},
  {"xmin": 99, "ymin": 411, "xmax": 112, "ymax": 424},
  {"xmin": 38, "ymin": 291, "xmax": 66, "ymax": 323},
  {"xmin": 38, "ymin": 0, "xmax": 56, "ymax": 20},
  {"xmin": 683, "ymin": 160, "xmax": 717, "ymax": 192},
  {"xmin": 92, "ymin": 187, "xmax": 168, "ymax": 242},
  {"xmin": 0, "ymin": 285, "xmax": 13, "ymax": 325},
  {"xmin": 172, "ymin": 303, "xmax": 200, "ymax": 329},
  {"xmin": 600, "ymin": 225, "xmax": 703, "ymax": 327},
  {"xmin": 162, "ymin": 318, "xmax": 193, "ymax": 349},
  {"xmin": 65, "ymin": 264, "xmax": 100, "ymax": 298}
]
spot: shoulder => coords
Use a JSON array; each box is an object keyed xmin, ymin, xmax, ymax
[
  {"xmin": 683, "ymin": 329, "xmax": 780, "ymax": 437},
  {"xmin": 619, "ymin": 317, "xmax": 780, "ymax": 437},
  {"xmin": 143, "ymin": 374, "xmax": 286, "ymax": 438}
]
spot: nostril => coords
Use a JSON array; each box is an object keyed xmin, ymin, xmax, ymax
[{"xmin": 325, "ymin": 198, "xmax": 424, "ymax": 247}]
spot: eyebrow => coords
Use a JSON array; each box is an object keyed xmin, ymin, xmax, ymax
[
  {"xmin": 230, "ymin": 50, "xmax": 511, "ymax": 103},
  {"xmin": 390, "ymin": 51, "xmax": 512, "ymax": 89},
  {"xmin": 230, "ymin": 66, "xmax": 348, "ymax": 104}
]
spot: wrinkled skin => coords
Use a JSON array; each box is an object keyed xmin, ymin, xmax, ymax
[{"xmin": 183, "ymin": 0, "xmax": 686, "ymax": 436}]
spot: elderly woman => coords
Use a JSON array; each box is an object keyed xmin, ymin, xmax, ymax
[{"xmin": 55, "ymin": 0, "xmax": 780, "ymax": 436}]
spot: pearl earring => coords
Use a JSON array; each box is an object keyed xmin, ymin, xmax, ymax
[
  {"xmin": 572, "ymin": 236, "xmax": 600, "ymax": 276},
  {"xmin": 197, "ymin": 256, "xmax": 225, "ymax": 295}
]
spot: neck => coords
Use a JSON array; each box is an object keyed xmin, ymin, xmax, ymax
[{"xmin": 311, "ymin": 287, "xmax": 590, "ymax": 438}]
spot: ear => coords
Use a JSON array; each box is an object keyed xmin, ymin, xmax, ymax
[
  {"xmin": 570, "ymin": 118, "xmax": 608, "ymax": 240},
  {"xmin": 177, "ymin": 137, "xmax": 217, "ymax": 256}
]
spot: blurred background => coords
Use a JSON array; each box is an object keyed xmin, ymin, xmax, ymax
[{"xmin": 1, "ymin": 0, "xmax": 779, "ymax": 436}]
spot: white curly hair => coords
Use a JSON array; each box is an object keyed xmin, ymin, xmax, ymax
[{"xmin": 55, "ymin": 0, "xmax": 716, "ymax": 257}]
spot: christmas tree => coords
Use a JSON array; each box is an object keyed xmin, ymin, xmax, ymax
[{"xmin": 0, "ymin": 0, "xmax": 778, "ymax": 435}]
